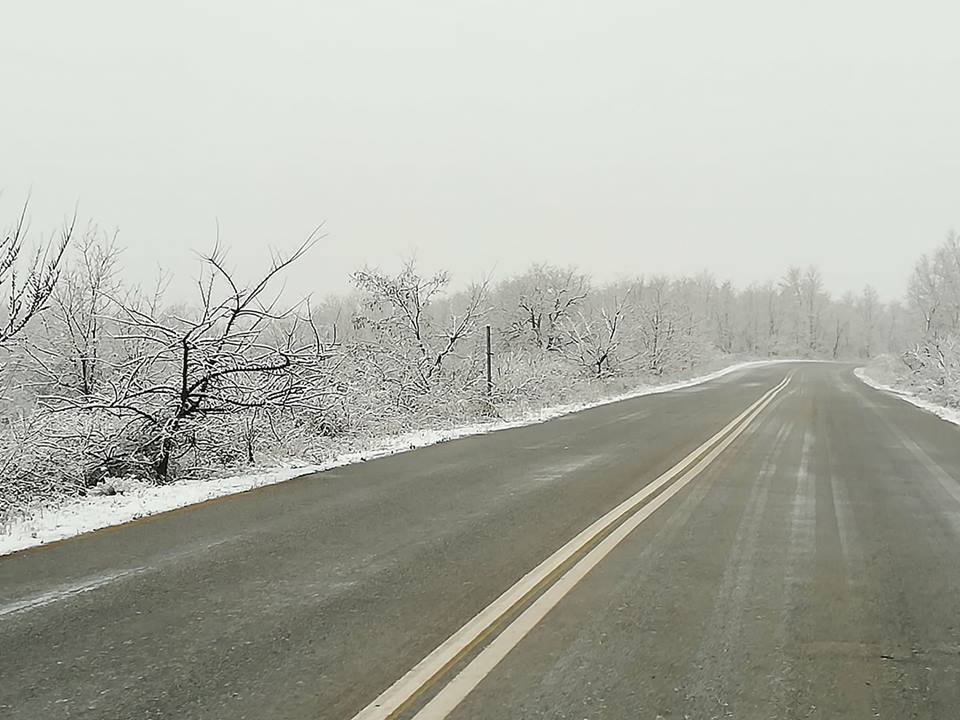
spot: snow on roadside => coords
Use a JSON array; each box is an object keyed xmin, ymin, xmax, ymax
[
  {"xmin": 1, "ymin": 358, "xmax": 796, "ymax": 557},
  {"xmin": 854, "ymin": 366, "xmax": 960, "ymax": 427}
]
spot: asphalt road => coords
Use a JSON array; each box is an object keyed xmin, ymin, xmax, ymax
[{"xmin": 3, "ymin": 362, "xmax": 960, "ymax": 719}]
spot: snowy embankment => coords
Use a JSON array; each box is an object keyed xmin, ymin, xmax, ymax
[
  {"xmin": 1, "ymin": 359, "xmax": 790, "ymax": 557},
  {"xmin": 855, "ymin": 363, "xmax": 960, "ymax": 428}
]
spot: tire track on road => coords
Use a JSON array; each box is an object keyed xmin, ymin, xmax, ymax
[
  {"xmin": 350, "ymin": 375, "xmax": 793, "ymax": 720},
  {"xmin": 686, "ymin": 419, "xmax": 794, "ymax": 717}
]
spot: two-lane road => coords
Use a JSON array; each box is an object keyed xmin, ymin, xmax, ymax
[{"xmin": 3, "ymin": 363, "xmax": 960, "ymax": 718}]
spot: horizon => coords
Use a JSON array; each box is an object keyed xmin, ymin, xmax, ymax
[
  {"xmin": 5, "ymin": 1, "xmax": 960, "ymax": 303},
  {"xmin": 2, "ymin": 194, "xmax": 943, "ymax": 305}
]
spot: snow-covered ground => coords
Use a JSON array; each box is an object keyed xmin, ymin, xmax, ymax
[
  {"xmin": 854, "ymin": 366, "xmax": 960, "ymax": 427},
  {"xmin": 0, "ymin": 358, "xmax": 798, "ymax": 557}
]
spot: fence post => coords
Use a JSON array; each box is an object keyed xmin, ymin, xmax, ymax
[{"xmin": 485, "ymin": 324, "xmax": 493, "ymax": 397}]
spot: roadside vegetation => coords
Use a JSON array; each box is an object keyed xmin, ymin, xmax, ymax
[
  {"xmin": 862, "ymin": 233, "xmax": 960, "ymax": 409},
  {"xmin": 0, "ymin": 198, "xmax": 949, "ymax": 526}
]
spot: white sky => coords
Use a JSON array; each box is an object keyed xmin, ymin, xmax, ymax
[{"xmin": 3, "ymin": 1, "xmax": 959, "ymax": 301}]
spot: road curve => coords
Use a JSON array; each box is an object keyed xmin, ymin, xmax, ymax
[{"xmin": 3, "ymin": 363, "xmax": 960, "ymax": 719}]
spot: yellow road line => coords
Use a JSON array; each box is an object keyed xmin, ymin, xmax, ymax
[
  {"xmin": 351, "ymin": 374, "xmax": 792, "ymax": 720},
  {"xmin": 413, "ymin": 373, "xmax": 791, "ymax": 718}
]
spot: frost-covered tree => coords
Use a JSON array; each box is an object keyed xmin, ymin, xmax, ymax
[
  {"xmin": 351, "ymin": 259, "xmax": 487, "ymax": 403},
  {"xmin": 500, "ymin": 264, "xmax": 589, "ymax": 351},
  {"xmin": 43, "ymin": 237, "xmax": 326, "ymax": 480},
  {"xmin": 0, "ymin": 199, "xmax": 72, "ymax": 347},
  {"xmin": 801, "ymin": 266, "xmax": 827, "ymax": 356},
  {"xmin": 562, "ymin": 284, "xmax": 637, "ymax": 378},
  {"xmin": 26, "ymin": 227, "xmax": 121, "ymax": 397},
  {"xmin": 855, "ymin": 285, "xmax": 882, "ymax": 358}
]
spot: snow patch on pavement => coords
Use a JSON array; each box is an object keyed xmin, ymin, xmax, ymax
[
  {"xmin": 855, "ymin": 367, "xmax": 960, "ymax": 427},
  {"xmin": 1, "ymin": 359, "xmax": 798, "ymax": 557}
]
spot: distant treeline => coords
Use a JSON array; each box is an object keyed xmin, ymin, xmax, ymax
[{"xmin": 0, "ymin": 198, "xmax": 954, "ymax": 520}]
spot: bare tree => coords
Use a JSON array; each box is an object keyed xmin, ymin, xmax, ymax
[
  {"xmin": 828, "ymin": 293, "xmax": 854, "ymax": 360},
  {"xmin": 856, "ymin": 285, "xmax": 881, "ymax": 358},
  {"xmin": 909, "ymin": 254, "xmax": 943, "ymax": 338},
  {"xmin": 779, "ymin": 266, "xmax": 804, "ymax": 355},
  {"xmin": 801, "ymin": 266, "xmax": 826, "ymax": 355},
  {"xmin": 762, "ymin": 281, "xmax": 781, "ymax": 354},
  {"xmin": 934, "ymin": 232, "xmax": 960, "ymax": 333},
  {"xmin": 635, "ymin": 277, "xmax": 699, "ymax": 375},
  {"xmin": 42, "ymin": 234, "xmax": 328, "ymax": 480},
  {"xmin": 562, "ymin": 288, "xmax": 637, "ymax": 378},
  {"xmin": 899, "ymin": 233, "xmax": 960, "ymax": 402},
  {"xmin": 27, "ymin": 227, "xmax": 121, "ymax": 396},
  {"xmin": 713, "ymin": 279, "xmax": 735, "ymax": 353},
  {"xmin": 503, "ymin": 264, "xmax": 589, "ymax": 351},
  {"xmin": 351, "ymin": 260, "xmax": 488, "ymax": 402},
  {"xmin": 0, "ymin": 199, "xmax": 72, "ymax": 346}
]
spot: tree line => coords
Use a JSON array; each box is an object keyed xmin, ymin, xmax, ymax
[{"xmin": 0, "ymin": 198, "xmax": 951, "ymax": 521}]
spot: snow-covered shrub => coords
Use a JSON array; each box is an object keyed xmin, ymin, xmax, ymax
[
  {"xmin": 4, "ymin": 219, "xmax": 924, "ymax": 530},
  {"xmin": 489, "ymin": 348, "xmax": 576, "ymax": 409},
  {"xmin": 901, "ymin": 335, "xmax": 960, "ymax": 407}
]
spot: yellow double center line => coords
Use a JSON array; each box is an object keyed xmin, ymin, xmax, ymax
[{"xmin": 352, "ymin": 373, "xmax": 793, "ymax": 720}]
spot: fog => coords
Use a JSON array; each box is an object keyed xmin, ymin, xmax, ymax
[{"xmin": 3, "ymin": 0, "xmax": 959, "ymax": 299}]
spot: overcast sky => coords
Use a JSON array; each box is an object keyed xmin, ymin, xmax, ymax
[{"xmin": 3, "ymin": 1, "xmax": 959, "ymax": 301}]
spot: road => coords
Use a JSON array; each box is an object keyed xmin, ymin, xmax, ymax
[{"xmin": 3, "ymin": 362, "xmax": 960, "ymax": 719}]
